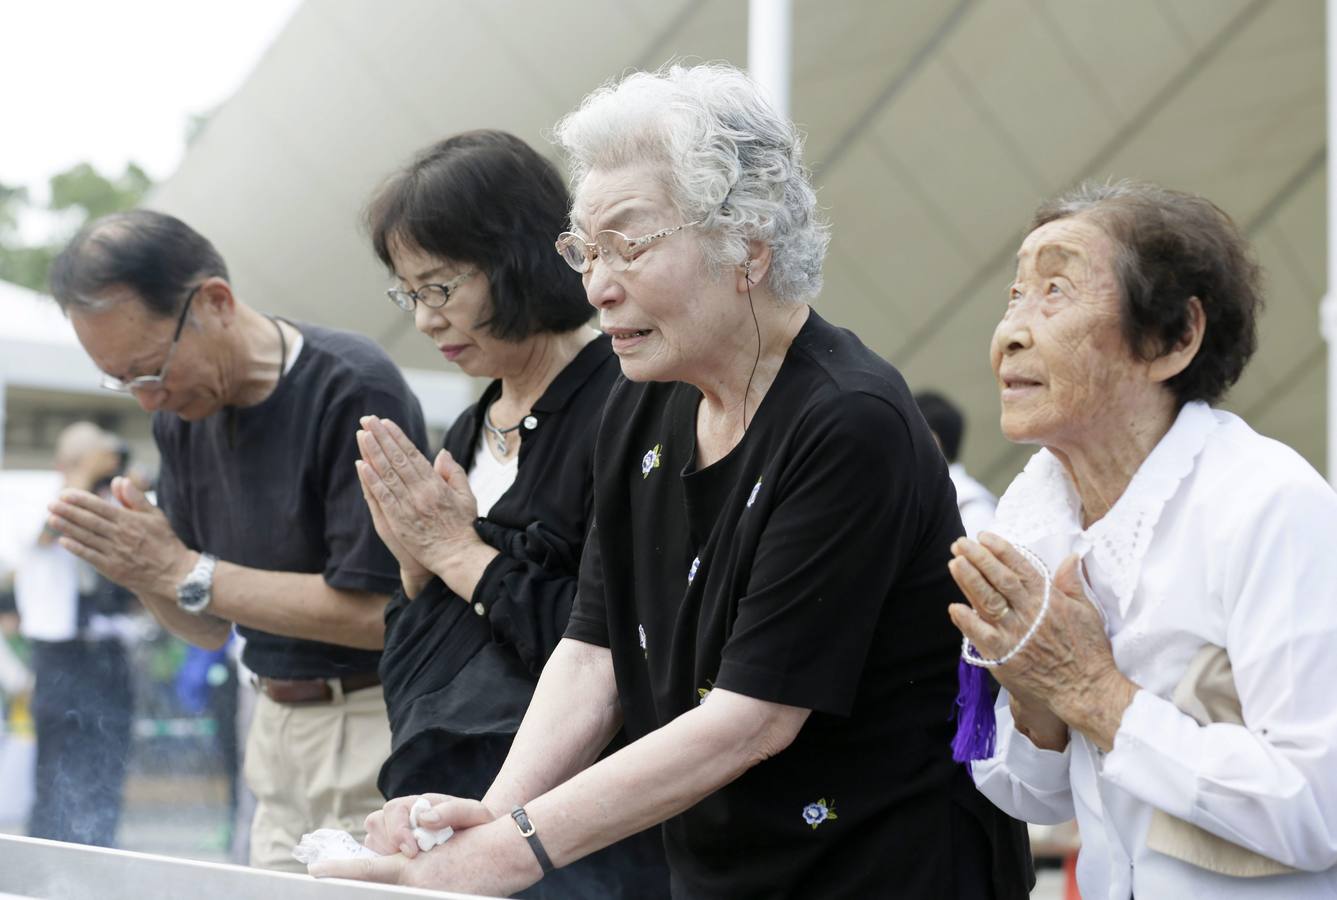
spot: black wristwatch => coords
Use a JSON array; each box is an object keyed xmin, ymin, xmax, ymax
[{"xmin": 510, "ymin": 806, "xmax": 554, "ymax": 875}]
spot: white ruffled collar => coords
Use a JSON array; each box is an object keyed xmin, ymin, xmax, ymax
[{"xmin": 991, "ymin": 401, "xmax": 1218, "ymax": 616}]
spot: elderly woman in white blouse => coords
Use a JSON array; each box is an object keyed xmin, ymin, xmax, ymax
[{"xmin": 949, "ymin": 180, "xmax": 1337, "ymax": 898}]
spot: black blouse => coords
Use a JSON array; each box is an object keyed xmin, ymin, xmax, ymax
[
  {"xmin": 567, "ymin": 311, "xmax": 1031, "ymax": 899},
  {"xmin": 378, "ymin": 335, "xmax": 617, "ymax": 795},
  {"xmin": 378, "ymin": 334, "xmax": 669, "ymax": 899}
]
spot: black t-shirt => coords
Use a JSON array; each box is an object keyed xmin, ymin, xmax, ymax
[
  {"xmin": 566, "ymin": 310, "xmax": 1030, "ymax": 899},
  {"xmin": 155, "ymin": 322, "xmax": 428, "ymax": 679}
]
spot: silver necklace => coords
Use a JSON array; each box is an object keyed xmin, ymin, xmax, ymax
[{"xmin": 483, "ymin": 405, "xmax": 524, "ymax": 456}]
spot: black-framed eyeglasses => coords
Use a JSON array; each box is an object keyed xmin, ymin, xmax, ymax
[
  {"xmin": 554, "ymin": 221, "xmax": 701, "ymax": 274},
  {"xmin": 100, "ymin": 284, "xmax": 202, "ymax": 394},
  {"xmin": 386, "ymin": 270, "xmax": 477, "ymax": 312}
]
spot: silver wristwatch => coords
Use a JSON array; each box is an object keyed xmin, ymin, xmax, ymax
[{"xmin": 176, "ymin": 552, "xmax": 218, "ymax": 615}]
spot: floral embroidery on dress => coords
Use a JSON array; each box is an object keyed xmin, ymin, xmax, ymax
[
  {"xmin": 746, "ymin": 476, "xmax": 763, "ymax": 508},
  {"xmin": 697, "ymin": 678, "xmax": 715, "ymax": 705},
  {"xmin": 802, "ymin": 798, "xmax": 838, "ymax": 829},
  {"xmin": 638, "ymin": 623, "xmax": 647, "ymax": 657},
  {"xmin": 687, "ymin": 555, "xmax": 701, "ymax": 585},
  {"xmin": 641, "ymin": 443, "xmax": 662, "ymax": 478}
]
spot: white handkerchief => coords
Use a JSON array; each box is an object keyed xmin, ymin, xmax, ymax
[
  {"xmin": 292, "ymin": 829, "xmax": 380, "ymax": 865},
  {"xmin": 292, "ymin": 799, "xmax": 453, "ymax": 867},
  {"xmin": 409, "ymin": 797, "xmax": 454, "ymax": 852}
]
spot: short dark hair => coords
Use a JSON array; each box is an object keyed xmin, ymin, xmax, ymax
[
  {"xmin": 1030, "ymin": 180, "xmax": 1262, "ymax": 406},
  {"xmin": 49, "ymin": 209, "xmax": 229, "ymax": 318},
  {"xmin": 914, "ymin": 391, "xmax": 964, "ymax": 461},
  {"xmin": 366, "ymin": 130, "xmax": 590, "ymax": 341}
]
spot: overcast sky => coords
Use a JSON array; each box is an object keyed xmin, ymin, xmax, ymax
[{"xmin": 2, "ymin": 0, "xmax": 300, "ymax": 205}]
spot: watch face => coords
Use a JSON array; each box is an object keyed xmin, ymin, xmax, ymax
[
  {"xmin": 178, "ymin": 581, "xmax": 211, "ymax": 613},
  {"xmin": 177, "ymin": 553, "xmax": 216, "ymax": 614}
]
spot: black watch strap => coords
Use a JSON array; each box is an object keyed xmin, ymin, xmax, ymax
[{"xmin": 510, "ymin": 805, "xmax": 554, "ymax": 875}]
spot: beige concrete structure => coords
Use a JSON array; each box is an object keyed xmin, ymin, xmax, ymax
[{"xmin": 74, "ymin": 1, "xmax": 1337, "ymax": 490}]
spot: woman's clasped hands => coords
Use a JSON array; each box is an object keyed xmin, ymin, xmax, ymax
[
  {"xmin": 309, "ymin": 793, "xmax": 520, "ymax": 891},
  {"xmin": 354, "ymin": 416, "xmax": 481, "ymax": 597},
  {"xmin": 947, "ymin": 532, "xmax": 1138, "ymax": 752}
]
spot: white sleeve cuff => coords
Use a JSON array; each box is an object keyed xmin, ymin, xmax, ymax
[{"xmin": 975, "ymin": 694, "xmax": 1072, "ymax": 794}]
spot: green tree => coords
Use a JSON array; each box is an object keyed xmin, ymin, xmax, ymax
[
  {"xmin": 49, "ymin": 163, "xmax": 152, "ymax": 221},
  {"xmin": 0, "ymin": 163, "xmax": 153, "ymax": 293},
  {"xmin": 0, "ymin": 183, "xmax": 27, "ymax": 234},
  {"xmin": 0, "ymin": 181, "xmax": 54, "ymax": 292}
]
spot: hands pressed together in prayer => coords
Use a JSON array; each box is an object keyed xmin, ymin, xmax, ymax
[
  {"xmin": 948, "ymin": 532, "xmax": 1139, "ymax": 752},
  {"xmin": 354, "ymin": 416, "xmax": 498, "ymax": 601},
  {"xmin": 46, "ymin": 476, "xmax": 197, "ymax": 605}
]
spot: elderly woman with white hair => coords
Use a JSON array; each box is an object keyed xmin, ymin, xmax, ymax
[
  {"xmin": 949, "ymin": 181, "xmax": 1337, "ymax": 898},
  {"xmin": 313, "ymin": 64, "xmax": 1031, "ymax": 898}
]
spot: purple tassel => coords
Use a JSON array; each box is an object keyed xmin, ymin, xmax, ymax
[{"xmin": 951, "ymin": 657, "xmax": 997, "ymax": 763}]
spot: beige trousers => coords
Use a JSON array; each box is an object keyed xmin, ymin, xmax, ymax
[{"xmin": 243, "ymin": 684, "xmax": 390, "ymax": 872}]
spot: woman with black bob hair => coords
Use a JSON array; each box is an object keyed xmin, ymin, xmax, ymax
[{"xmin": 355, "ymin": 129, "xmax": 668, "ymax": 896}]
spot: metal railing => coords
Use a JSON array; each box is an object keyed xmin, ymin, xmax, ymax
[{"xmin": 0, "ymin": 833, "xmax": 498, "ymax": 900}]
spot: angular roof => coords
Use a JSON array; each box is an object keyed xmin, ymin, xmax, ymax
[{"xmin": 148, "ymin": 0, "xmax": 1328, "ymax": 487}]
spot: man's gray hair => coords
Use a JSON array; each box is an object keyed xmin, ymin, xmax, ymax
[{"xmin": 553, "ymin": 63, "xmax": 829, "ymax": 303}]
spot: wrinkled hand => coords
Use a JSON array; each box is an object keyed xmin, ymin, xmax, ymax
[
  {"xmin": 355, "ymin": 456, "xmax": 431, "ymax": 598},
  {"xmin": 359, "ymin": 792, "xmax": 497, "ymax": 859},
  {"xmin": 947, "ymin": 533, "xmax": 1136, "ymax": 749},
  {"xmin": 309, "ymin": 794, "xmax": 506, "ymax": 890},
  {"xmin": 47, "ymin": 476, "xmax": 192, "ymax": 599},
  {"xmin": 356, "ymin": 417, "xmax": 481, "ymax": 579}
]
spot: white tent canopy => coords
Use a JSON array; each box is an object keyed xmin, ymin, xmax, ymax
[
  {"xmin": 0, "ymin": 277, "xmax": 475, "ymax": 468},
  {"xmin": 0, "ymin": 279, "xmax": 109, "ymax": 397}
]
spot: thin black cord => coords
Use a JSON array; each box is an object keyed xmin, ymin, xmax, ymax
[{"xmin": 743, "ymin": 274, "xmax": 761, "ymax": 431}]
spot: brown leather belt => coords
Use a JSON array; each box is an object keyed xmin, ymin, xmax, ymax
[{"xmin": 256, "ymin": 671, "xmax": 381, "ymax": 704}]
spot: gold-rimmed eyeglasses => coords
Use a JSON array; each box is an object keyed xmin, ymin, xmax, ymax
[
  {"xmin": 100, "ymin": 284, "xmax": 201, "ymax": 394},
  {"xmin": 387, "ymin": 270, "xmax": 477, "ymax": 312},
  {"xmin": 554, "ymin": 221, "xmax": 700, "ymax": 274}
]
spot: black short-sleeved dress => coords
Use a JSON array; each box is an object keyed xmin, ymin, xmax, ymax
[{"xmin": 566, "ymin": 311, "xmax": 1032, "ymax": 899}]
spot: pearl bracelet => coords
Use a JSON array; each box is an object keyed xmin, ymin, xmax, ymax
[{"xmin": 960, "ymin": 544, "xmax": 1052, "ymax": 669}]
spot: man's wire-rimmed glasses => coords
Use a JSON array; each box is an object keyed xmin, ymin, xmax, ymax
[
  {"xmin": 554, "ymin": 221, "xmax": 701, "ymax": 274},
  {"xmin": 386, "ymin": 270, "xmax": 477, "ymax": 312},
  {"xmin": 100, "ymin": 284, "xmax": 202, "ymax": 394}
]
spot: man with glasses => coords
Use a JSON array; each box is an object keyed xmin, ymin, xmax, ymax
[{"xmin": 45, "ymin": 210, "xmax": 429, "ymax": 871}]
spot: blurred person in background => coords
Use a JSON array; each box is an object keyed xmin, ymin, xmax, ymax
[
  {"xmin": 44, "ymin": 211, "xmax": 429, "ymax": 871},
  {"xmin": 0, "ymin": 586, "xmax": 33, "ymax": 833},
  {"xmin": 17, "ymin": 421, "xmax": 136, "ymax": 847},
  {"xmin": 0, "ymin": 603, "xmax": 31, "ymax": 701},
  {"xmin": 173, "ymin": 635, "xmax": 242, "ymax": 851},
  {"xmin": 951, "ymin": 181, "xmax": 1337, "ymax": 897},
  {"xmin": 357, "ymin": 128, "xmax": 668, "ymax": 897},
  {"xmin": 915, "ymin": 391, "xmax": 997, "ymax": 537}
]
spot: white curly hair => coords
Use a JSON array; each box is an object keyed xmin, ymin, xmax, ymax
[{"xmin": 553, "ymin": 62, "xmax": 829, "ymax": 303}]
